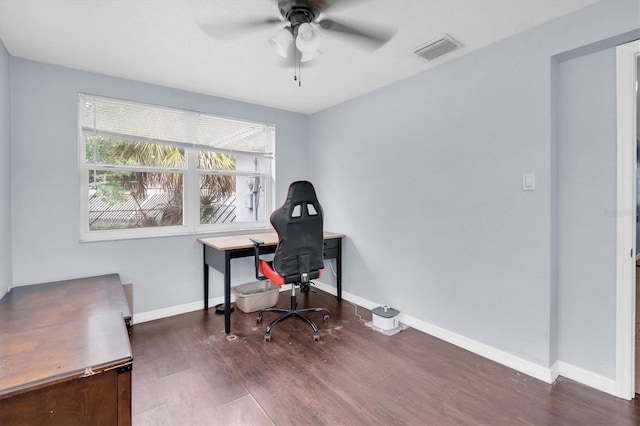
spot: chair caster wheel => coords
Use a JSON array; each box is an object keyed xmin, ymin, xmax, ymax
[
  {"xmin": 323, "ymin": 314, "xmax": 330, "ymax": 321},
  {"xmin": 264, "ymin": 333, "xmax": 271, "ymax": 342},
  {"xmin": 313, "ymin": 332, "xmax": 320, "ymax": 341},
  {"xmin": 256, "ymin": 315, "xmax": 262, "ymax": 324}
]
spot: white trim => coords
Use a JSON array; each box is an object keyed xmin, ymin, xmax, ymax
[
  {"xmin": 401, "ymin": 313, "xmax": 555, "ymax": 383},
  {"xmin": 134, "ymin": 298, "xmax": 221, "ymax": 324},
  {"xmin": 615, "ymin": 39, "xmax": 639, "ymax": 400},
  {"xmin": 550, "ymin": 361, "xmax": 560, "ymax": 382},
  {"xmin": 312, "ymin": 281, "xmax": 554, "ymax": 383},
  {"xmin": 132, "ymin": 282, "xmax": 339, "ymax": 325},
  {"xmin": 133, "ymin": 284, "xmax": 292, "ymax": 325},
  {"xmin": 555, "ymin": 361, "xmax": 617, "ymax": 396},
  {"xmin": 313, "ymin": 280, "xmax": 378, "ymax": 310},
  {"xmin": 392, "ymin": 316, "xmax": 621, "ymax": 394},
  {"xmin": 319, "ymin": 282, "xmax": 625, "ymax": 393}
]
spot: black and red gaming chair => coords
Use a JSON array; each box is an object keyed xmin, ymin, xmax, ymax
[{"xmin": 251, "ymin": 180, "xmax": 330, "ymax": 341}]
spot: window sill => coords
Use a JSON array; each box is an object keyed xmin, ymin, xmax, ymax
[{"xmin": 79, "ymin": 224, "xmax": 273, "ymax": 243}]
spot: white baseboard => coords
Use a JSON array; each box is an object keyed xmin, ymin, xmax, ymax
[
  {"xmin": 553, "ymin": 360, "xmax": 617, "ymax": 396},
  {"xmin": 400, "ymin": 314, "xmax": 556, "ymax": 383},
  {"xmin": 315, "ymin": 281, "xmax": 619, "ymax": 395},
  {"xmin": 133, "ymin": 297, "xmax": 223, "ymax": 324},
  {"xmin": 134, "ymin": 281, "xmax": 617, "ymax": 398},
  {"xmin": 313, "ymin": 281, "xmax": 554, "ymax": 383},
  {"xmin": 313, "ymin": 281, "xmax": 378, "ymax": 309},
  {"xmin": 133, "ymin": 285, "xmax": 293, "ymax": 325}
]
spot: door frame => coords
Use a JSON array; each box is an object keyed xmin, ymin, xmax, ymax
[{"xmin": 615, "ymin": 39, "xmax": 639, "ymax": 400}]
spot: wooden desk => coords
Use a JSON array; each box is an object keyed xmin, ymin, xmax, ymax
[
  {"xmin": 0, "ymin": 274, "xmax": 132, "ymax": 332},
  {"xmin": 199, "ymin": 231, "xmax": 344, "ymax": 334},
  {"xmin": 0, "ymin": 274, "xmax": 133, "ymax": 426}
]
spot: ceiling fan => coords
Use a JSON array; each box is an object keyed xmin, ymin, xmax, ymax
[
  {"xmin": 268, "ymin": 0, "xmax": 395, "ymax": 63},
  {"xmin": 202, "ymin": 0, "xmax": 396, "ymax": 64}
]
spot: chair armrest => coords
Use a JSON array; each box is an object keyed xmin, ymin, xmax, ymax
[{"xmin": 250, "ymin": 239, "xmax": 268, "ymax": 281}]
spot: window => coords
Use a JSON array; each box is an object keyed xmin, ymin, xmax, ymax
[{"xmin": 79, "ymin": 94, "xmax": 275, "ymax": 241}]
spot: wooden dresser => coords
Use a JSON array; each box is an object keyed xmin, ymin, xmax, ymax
[{"xmin": 0, "ymin": 274, "xmax": 133, "ymax": 425}]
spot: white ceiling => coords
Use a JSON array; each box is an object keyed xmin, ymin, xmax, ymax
[{"xmin": 0, "ymin": 0, "xmax": 597, "ymax": 114}]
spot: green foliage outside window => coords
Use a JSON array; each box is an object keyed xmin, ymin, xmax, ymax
[{"xmin": 87, "ymin": 135, "xmax": 236, "ymax": 229}]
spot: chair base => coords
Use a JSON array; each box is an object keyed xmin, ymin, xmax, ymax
[{"xmin": 257, "ymin": 289, "xmax": 330, "ymax": 341}]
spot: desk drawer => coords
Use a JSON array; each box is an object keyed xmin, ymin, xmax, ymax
[
  {"xmin": 323, "ymin": 248, "xmax": 338, "ymax": 259},
  {"xmin": 323, "ymin": 239, "xmax": 340, "ymax": 250},
  {"xmin": 323, "ymin": 238, "xmax": 340, "ymax": 260}
]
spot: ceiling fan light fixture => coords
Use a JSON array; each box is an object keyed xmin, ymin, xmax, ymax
[
  {"xmin": 295, "ymin": 22, "xmax": 321, "ymax": 53},
  {"xmin": 269, "ymin": 27, "xmax": 293, "ymax": 57},
  {"xmin": 300, "ymin": 49, "xmax": 323, "ymax": 63}
]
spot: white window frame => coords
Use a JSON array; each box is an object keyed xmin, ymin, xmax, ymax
[{"xmin": 78, "ymin": 94, "xmax": 275, "ymax": 242}]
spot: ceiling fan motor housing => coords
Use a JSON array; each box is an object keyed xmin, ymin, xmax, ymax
[{"xmin": 278, "ymin": 0, "xmax": 328, "ymax": 31}]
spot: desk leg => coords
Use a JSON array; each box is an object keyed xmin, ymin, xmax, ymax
[
  {"xmin": 203, "ymin": 246, "xmax": 209, "ymax": 310},
  {"xmin": 336, "ymin": 239, "xmax": 342, "ymax": 301},
  {"xmin": 224, "ymin": 252, "xmax": 231, "ymax": 334}
]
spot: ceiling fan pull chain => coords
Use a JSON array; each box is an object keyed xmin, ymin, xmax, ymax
[
  {"xmin": 298, "ymin": 47, "xmax": 302, "ymax": 87},
  {"xmin": 293, "ymin": 45, "xmax": 298, "ymax": 83},
  {"xmin": 293, "ymin": 47, "xmax": 301, "ymax": 87}
]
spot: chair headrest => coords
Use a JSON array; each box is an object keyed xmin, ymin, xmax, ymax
[{"xmin": 284, "ymin": 180, "xmax": 318, "ymax": 205}]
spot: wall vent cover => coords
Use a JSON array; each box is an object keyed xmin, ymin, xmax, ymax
[{"xmin": 414, "ymin": 34, "xmax": 463, "ymax": 61}]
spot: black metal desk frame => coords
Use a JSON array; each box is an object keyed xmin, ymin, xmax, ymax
[{"xmin": 202, "ymin": 235, "xmax": 343, "ymax": 334}]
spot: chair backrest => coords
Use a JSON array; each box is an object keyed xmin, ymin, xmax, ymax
[{"xmin": 271, "ymin": 181, "xmax": 324, "ymax": 278}]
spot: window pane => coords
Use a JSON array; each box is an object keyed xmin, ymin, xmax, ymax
[
  {"xmin": 85, "ymin": 133, "xmax": 184, "ymax": 168},
  {"xmin": 197, "ymin": 151, "xmax": 268, "ymax": 173},
  {"xmin": 197, "ymin": 151, "xmax": 235, "ymax": 171},
  {"xmin": 200, "ymin": 175, "xmax": 267, "ymax": 224},
  {"xmin": 88, "ymin": 171, "xmax": 183, "ymax": 230}
]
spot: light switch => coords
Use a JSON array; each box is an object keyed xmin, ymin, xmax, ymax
[{"xmin": 522, "ymin": 173, "xmax": 535, "ymax": 191}]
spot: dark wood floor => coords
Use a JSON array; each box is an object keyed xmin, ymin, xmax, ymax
[{"xmin": 130, "ymin": 289, "xmax": 640, "ymax": 425}]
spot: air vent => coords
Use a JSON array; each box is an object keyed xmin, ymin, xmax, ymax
[{"xmin": 414, "ymin": 34, "xmax": 463, "ymax": 61}]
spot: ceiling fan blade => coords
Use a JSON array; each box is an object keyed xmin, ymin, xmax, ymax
[
  {"xmin": 199, "ymin": 17, "xmax": 283, "ymax": 41},
  {"xmin": 318, "ymin": 18, "xmax": 396, "ymax": 50},
  {"xmin": 320, "ymin": 0, "xmax": 362, "ymax": 13}
]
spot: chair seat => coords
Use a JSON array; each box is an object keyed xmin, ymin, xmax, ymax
[{"xmin": 258, "ymin": 259, "xmax": 323, "ymax": 286}]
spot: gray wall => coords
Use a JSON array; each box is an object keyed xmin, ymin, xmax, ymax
[
  {"xmin": 0, "ymin": 39, "xmax": 10, "ymax": 298},
  {"xmin": 9, "ymin": 59, "xmax": 309, "ymax": 314},
  {"xmin": 309, "ymin": 0, "xmax": 639, "ymax": 374},
  {"xmin": 556, "ymin": 47, "xmax": 618, "ymax": 378}
]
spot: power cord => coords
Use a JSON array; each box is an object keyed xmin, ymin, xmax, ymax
[
  {"xmin": 327, "ymin": 258, "xmax": 337, "ymax": 278},
  {"xmin": 326, "ymin": 260, "xmax": 366, "ymax": 323},
  {"xmin": 346, "ymin": 299, "xmax": 366, "ymax": 324}
]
